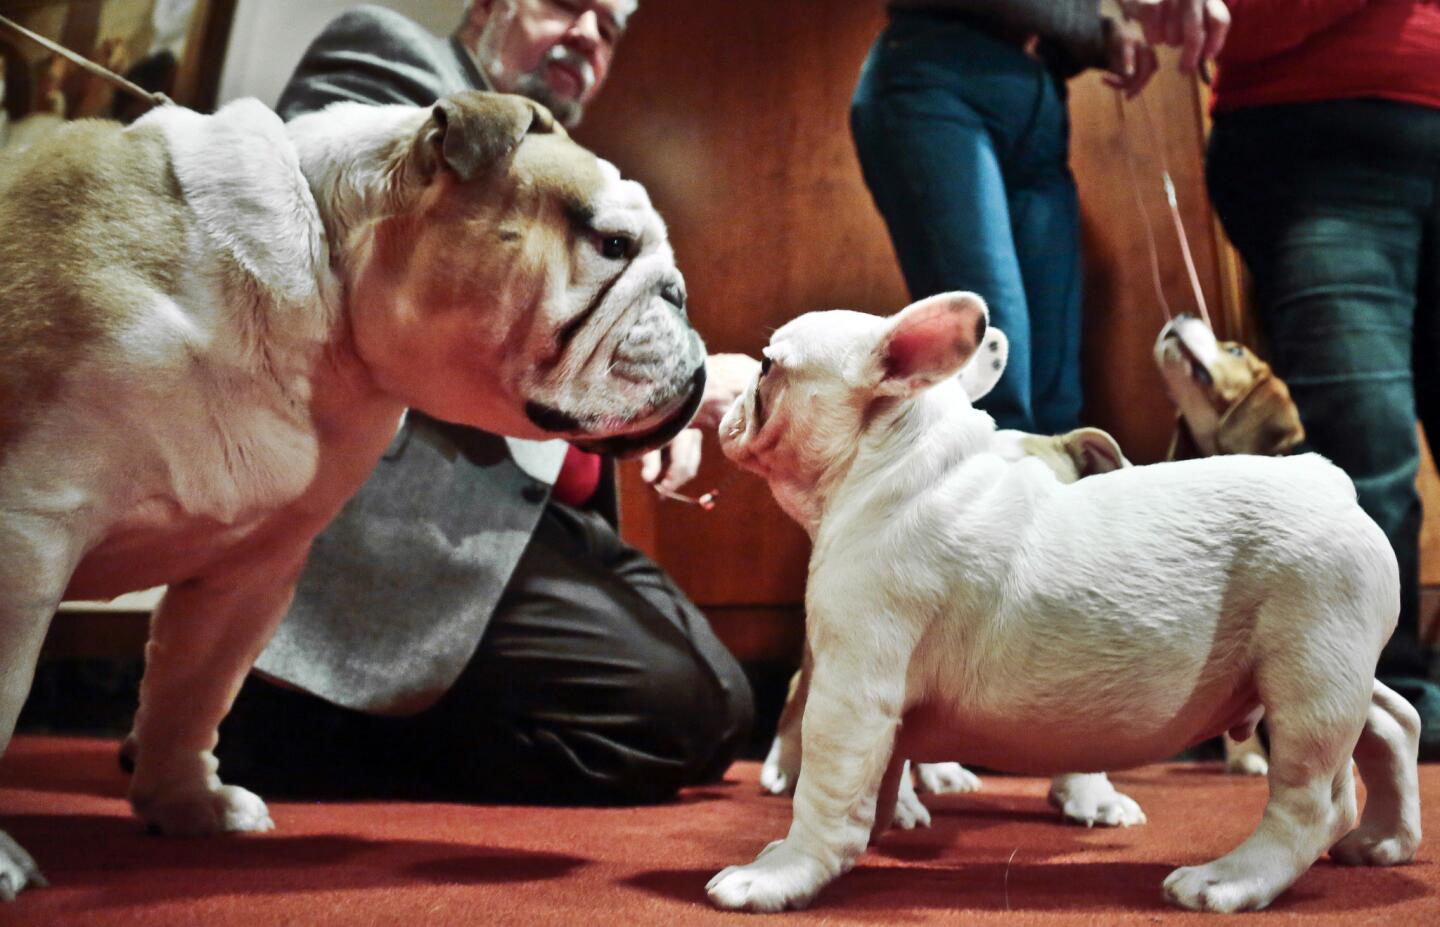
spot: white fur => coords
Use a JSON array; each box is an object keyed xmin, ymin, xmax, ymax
[{"xmin": 709, "ymin": 293, "xmax": 1421, "ymax": 913}]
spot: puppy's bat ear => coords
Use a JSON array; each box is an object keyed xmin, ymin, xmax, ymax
[
  {"xmin": 875, "ymin": 291, "xmax": 989, "ymax": 397},
  {"xmin": 417, "ymin": 91, "xmax": 560, "ymax": 183},
  {"xmin": 957, "ymin": 326, "xmax": 1008, "ymax": 402},
  {"xmin": 1059, "ymin": 427, "xmax": 1131, "ymax": 477}
]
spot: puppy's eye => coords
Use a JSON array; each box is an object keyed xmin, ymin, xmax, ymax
[
  {"xmin": 600, "ymin": 235, "xmax": 632, "ymax": 260},
  {"xmin": 1225, "ymin": 345, "xmax": 1246, "ymax": 357},
  {"xmin": 760, "ymin": 356, "xmax": 773, "ymax": 377}
]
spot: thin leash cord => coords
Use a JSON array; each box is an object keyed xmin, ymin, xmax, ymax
[
  {"xmin": 1113, "ymin": 90, "xmax": 1213, "ymax": 330},
  {"xmin": 0, "ymin": 14, "xmax": 172, "ymax": 111}
]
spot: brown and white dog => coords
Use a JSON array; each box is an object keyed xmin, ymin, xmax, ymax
[
  {"xmin": 1155, "ymin": 313, "xmax": 1305, "ymax": 775},
  {"xmin": 0, "ymin": 91, "xmax": 704, "ymax": 897}
]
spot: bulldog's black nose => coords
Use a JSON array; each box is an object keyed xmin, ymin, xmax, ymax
[{"xmin": 661, "ymin": 280, "xmax": 686, "ymax": 314}]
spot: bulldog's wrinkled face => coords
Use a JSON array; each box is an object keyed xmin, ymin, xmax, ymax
[
  {"xmin": 349, "ymin": 92, "xmax": 705, "ymax": 457},
  {"xmin": 720, "ymin": 292, "xmax": 988, "ymax": 519}
]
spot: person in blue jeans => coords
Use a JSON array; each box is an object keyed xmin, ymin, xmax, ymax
[
  {"xmin": 1205, "ymin": 1, "xmax": 1440, "ymax": 759},
  {"xmin": 852, "ymin": 1, "xmax": 1226, "ymax": 433}
]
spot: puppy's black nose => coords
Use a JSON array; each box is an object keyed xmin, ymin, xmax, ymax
[{"xmin": 661, "ymin": 280, "xmax": 686, "ymax": 314}]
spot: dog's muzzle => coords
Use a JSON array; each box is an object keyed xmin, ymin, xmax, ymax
[{"xmin": 573, "ymin": 365, "xmax": 707, "ymax": 458}]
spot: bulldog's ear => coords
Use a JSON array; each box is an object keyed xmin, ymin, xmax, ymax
[
  {"xmin": 956, "ymin": 326, "xmax": 1007, "ymax": 402},
  {"xmin": 420, "ymin": 91, "xmax": 560, "ymax": 182},
  {"xmin": 1059, "ymin": 427, "xmax": 1131, "ymax": 478},
  {"xmin": 875, "ymin": 291, "xmax": 989, "ymax": 397}
]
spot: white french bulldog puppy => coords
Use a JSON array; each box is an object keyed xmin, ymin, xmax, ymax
[
  {"xmin": 762, "ymin": 326, "xmax": 1145, "ymax": 831},
  {"xmin": 711, "ymin": 292, "xmax": 1420, "ymax": 913},
  {"xmin": 0, "ymin": 91, "xmax": 703, "ymax": 897}
]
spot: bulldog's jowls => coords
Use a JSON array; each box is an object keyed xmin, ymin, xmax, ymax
[
  {"xmin": 710, "ymin": 292, "xmax": 1420, "ymax": 914},
  {"xmin": 0, "ymin": 91, "xmax": 703, "ymax": 897}
]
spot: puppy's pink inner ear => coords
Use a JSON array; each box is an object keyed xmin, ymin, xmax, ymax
[{"xmin": 882, "ymin": 299, "xmax": 985, "ymax": 388}]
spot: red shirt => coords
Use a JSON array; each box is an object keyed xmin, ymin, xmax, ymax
[
  {"xmin": 550, "ymin": 443, "xmax": 604, "ymax": 508},
  {"xmin": 1212, "ymin": 1, "xmax": 1440, "ymax": 113}
]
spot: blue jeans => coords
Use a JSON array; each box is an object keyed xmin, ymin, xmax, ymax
[
  {"xmin": 1207, "ymin": 99, "xmax": 1440, "ymax": 704},
  {"xmin": 851, "ymin": 10, "xmax": 1083, "ymax": 433}
]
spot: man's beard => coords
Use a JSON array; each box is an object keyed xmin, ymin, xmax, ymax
[{"xmin": 512, "ymin": 46, "xmax": 594, "ymax": 128}]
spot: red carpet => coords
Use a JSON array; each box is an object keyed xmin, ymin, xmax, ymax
[{"xmin": 1, "ymin": 736, "xmax": 1437, "ymax": 926}]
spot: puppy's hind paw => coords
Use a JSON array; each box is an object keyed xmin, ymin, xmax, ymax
[
  {"xmin": 914, "ymin": 762, "xmax": 982, "ymax": 795},
  {"xmin": 1048, "ymin": 773, "xmax": 1146, "ymax": 828},
  {"xmin": 1163, "ymin": 862, "xmax": 1277, "ymax": 913},
  {"xmin": 0, "ymin": 831, "xmax": 47, "ymax": 900},
  {"xmin": 706, "ymin": 841, "xmax": 832, "ymax": 912},
  {"xmin": 136, "ymin": 784, "xmax": 275, "ymax": 837}
]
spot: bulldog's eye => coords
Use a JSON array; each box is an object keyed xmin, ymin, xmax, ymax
[{"xmin": 600, "ymin": 235, "xmax": 632, "ymax": 260}]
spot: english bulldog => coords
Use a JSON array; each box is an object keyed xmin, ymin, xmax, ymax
[
  {"xmin": 0, "ymin": 90, "xmax": 704, "ymax": 897},
  {"xmin": 710, "ymin": 292, "xmax": 1420, "ymax": 913}
]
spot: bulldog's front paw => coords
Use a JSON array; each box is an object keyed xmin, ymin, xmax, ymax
[
  {"xmin": 1330, "ymin": 824, "xmax": 1421, "ymax": 867},
  {"xmin": 760, "ymin": 735, "xmax": 800, "ymax": 796},
  {"xmin": 1162, "ymin": 860, "xmax": 1280, "ymax": 913},
  {"xmin": 914, "ymin": 762, "xmax": 982, "ymax": 795},
  {"xmin": 1048, "ymin": 773, "xmax": 1146, "ymax": 828},
  {"xmin": 892, "ymin": 771, "xmax": 932, "ymax": 830},
  {"xmin": 134, "ymin": 784, "xmax": 275, "ymax": 837},
  {"xmin": 707, "ymin": 839, "xmax": 834, "ymax": 912},
  {"xmin": 0, "ymin": 831, "xmax": 47, "ymax": 901}
]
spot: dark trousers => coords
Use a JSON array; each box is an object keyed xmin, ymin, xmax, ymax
[
  {"xmin": 850, "ymin": 10, "xmax": 1084, "ymax": 434},
  {"xmin": 1207, "ymin": 99, "xmax": 1440, "ymax": 729},
  {"xmin": 216, "ymin": 502, "xmax": 753, "ymax": 804}
]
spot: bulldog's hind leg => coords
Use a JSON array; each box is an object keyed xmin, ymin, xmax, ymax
[
  {"xmin": 127, "ymin": 553, "xmax": 305, "ymax": 837},
  {"xmin": 708, "ymin": 651, "xmax": 903, "ymax": 912},
  {"xmin": 1330, "ymin": 679, "xmax": 1422, "ymax": 866}
]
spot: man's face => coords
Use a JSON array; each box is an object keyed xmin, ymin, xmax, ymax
[{"xmin": 479, "ymin": 0, "xmax": 632, "ymax": 127}]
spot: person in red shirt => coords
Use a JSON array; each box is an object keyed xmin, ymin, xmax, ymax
[{"xmin": 1205, "ymin": 1, "xmax": 1440, "ymax": 759}]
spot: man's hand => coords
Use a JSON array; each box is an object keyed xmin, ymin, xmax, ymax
[
  {"xmin": 641, "ymin": 428, "xmax": 703, "ymax": 494},
  {"xmin": 691, "ymin": 353, "xmax": 761, "ymax": 432},
  {"xmin": 1102, "ymin": 15, "xmax": 1159, "ymax": 98},
  {"xmin": 1119, "ymin": 0, "xmax": 1231, "ymax": 73}
]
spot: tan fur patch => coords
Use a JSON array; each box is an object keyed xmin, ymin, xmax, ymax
[{"xmin": 0, "ymin": 120, "xmax": 188, "ymax": 458}]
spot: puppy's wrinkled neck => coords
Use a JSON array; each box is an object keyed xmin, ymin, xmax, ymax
[{"xmin": 836, "ymin": 380, "xmax": 996, "ymax": 521}]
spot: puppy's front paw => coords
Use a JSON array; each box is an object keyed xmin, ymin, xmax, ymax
[
  {"xmin": 1225, "ymin": 752, "xmax": 1269, "ymax": 776},
  {"xmin": 1047, "ymin": 773, "xmax": 1146, "ymax": 828},
  {"xmin": 891, "ymin": 773, "xmax": 932, "ymax": 830},
  {"xmin": 706, "ymin": 840, "xmax": 832, "ymax": 912},
  {"xmin": 1163, "ymin": 861, "xmax": 1279, "ymax": 913},
  {"xmin": 760, "ymin": 736, "xmax": 800, "ymax": 796},
  {"xmin": 135, "ymin": 784, "xmax": 275, "ymax": 837},
  {"xmin": 0, "ymin": 831, "xmax": 47, "ymax": 901},
  {"xmin": 914, "ymin": 762, "xmax": 982, "ymax": 795}
]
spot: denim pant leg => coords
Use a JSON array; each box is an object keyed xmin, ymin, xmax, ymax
[
  {"xmin": 1207, "ymin": 101, "xmax": 1437, "ymax": 683},
  {"xmin": 851, "ymin": 17, "xmax": 1082, "ymax": 433}
]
